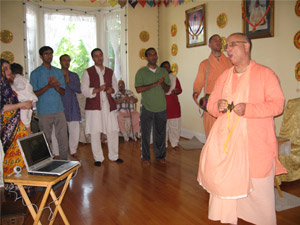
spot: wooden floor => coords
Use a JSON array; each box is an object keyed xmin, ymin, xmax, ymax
[{"xmin": 15, "ymin": 138, "xmax": 300, "ymax": 224}]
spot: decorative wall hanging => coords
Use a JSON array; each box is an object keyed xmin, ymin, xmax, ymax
[
  {"xmin": 294, "ymin": 31, "xmax": 300, "ymax": 50},
  {"xmin": 1, "ymin": 51, "xmax": 14, "ymax": 63},
  {"xmin": 242, "ymin": 0, "xmax": 274, "ymax": 39},
  {"xmin": 118, "ymin": 0, "xmax": 127, "ymax": 8},
  {"xmin": 147, "ymin": 0, "xmax": 154, "ymax": 7},
  {"xmin": 217, "ymin": 13, "xmax": 227, "ymax": 28},
  {"xmin": 139, "ymin": 31, "xmax": 150, "ymax": 42},
  {"xmin": 295, "ymin": 62, "xmax": 300, "ymax": 81},
  {"xmin": 185, "ymin": 4, "xmax": 206, "ymax": 48},
  {"xmin": 171, "ymin": 63, "xmax": 178, "ymax": 75},
  {"xmin": 154, "ymin": 0, "xmax": 162, "ymax": 7},
  {"xmin": 0, "ymin": 30, "xmax": 13, "ymax": 44},
  {"xmin": 139, "ymin": 48, "xmax": 146, "ymax": 60},
  {"xmin": 108, "ymin": 0, "xmax": 118, "ymax": 7},
  {"xmin": 164, "ymin": 0, "xmax": 170, "ymax": 7},
  {"xmin": 296, "ymin": 0, "xmax": 300, "ymax": 17},
  {"xmin": 138, "ymin": 0, "xmax": 147, "ymax": 7},
  {"xmin": 129, "ymin": 0, "xmax": 138, "ymax": 8},
  {"xmin": 221, "ymin": 36, "xmax": 226, "ymax": 52},
  {"xmin": 171, "ymin": 24, "xmax": 177, "ymax": 37},
  {"xmin": 171, "ymin": 44, "xmax": 178, "ymax": 56}
]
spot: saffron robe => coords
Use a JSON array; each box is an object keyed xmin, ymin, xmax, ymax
[
  {"xmin": 193, "ymin": 53, "xmax": 232, "ymax": 137},
  {"xmin": 198, "ymin": 61, "xmax": 286, "ymax": 199}
]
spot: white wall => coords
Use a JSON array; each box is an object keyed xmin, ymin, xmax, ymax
[
  {"xmin": 0, "ymin": 1, "xmax": 25, "ymax": 68},
  {"xmin": 127, "ymin": 4, "xmax": 159, "ymax": 106}
]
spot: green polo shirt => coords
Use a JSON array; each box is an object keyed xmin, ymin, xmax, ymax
[{"xmin": 135, "ymin": 66, "xmax": 170, "ymax": 112}]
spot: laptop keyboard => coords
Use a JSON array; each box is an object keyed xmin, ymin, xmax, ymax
[{"xmin": 37, "ymin": 161, "xmax": 66, "ymax": 172}]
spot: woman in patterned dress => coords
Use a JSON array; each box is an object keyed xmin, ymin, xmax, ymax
[{"xmin": 1, "ymin": 59, "xmax": 33, "ymax": 177}]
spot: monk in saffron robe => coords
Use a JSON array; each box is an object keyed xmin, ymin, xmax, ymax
[
  {"xmin": 193, "ymin": 34, "xmax": 232, "ymax": 137},
  {"xmin": 197, "ymin": 33, "xmax": 286, "ymax": 225}
]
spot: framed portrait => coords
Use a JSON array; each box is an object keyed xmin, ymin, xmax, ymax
[
  {"xmin": 242, "ymin": 0, "xmax": 274, "ymax": 39},
  {"xmin": 185, "ymin": 4, "xmax": 206, "ymax": 48}
]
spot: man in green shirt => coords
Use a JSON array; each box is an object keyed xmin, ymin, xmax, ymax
[{"xmin": 135, "ymin": 48, "xmax": 170, "ymax": 166}]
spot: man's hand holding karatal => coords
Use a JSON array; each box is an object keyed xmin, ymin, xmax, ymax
[
  {"xmin": 47, "ymin": 76, "xmax": 61, "ymax": 89},
  {"xmin": 233, "ymin": 103, "xmax": 246, "ymax": 116},
  {"xmin": 93, "ymin": 83, "xmax": 106, "ymax": 94},
  {"xmin": 157, "ymin": 76, "xmax": 165, "ymax": 86},
  {"xmin": 123, "ymin": 96, "xmax": 130, "ymax": 102},
  {"xmin": 106, "ymin": 87, "xmax": 114, "ymax": 94},
  {"xmin": 193, "ymin": 92, "xmax": 200, "ymax": 106},
  {"xmin": 218, "ymin": 99, "xmax": 228, "ymax": 112}
]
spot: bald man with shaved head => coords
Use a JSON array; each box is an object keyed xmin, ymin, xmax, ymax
[{"xmin": 198, "ymin": 33, "xmax": 286, "ymax": 225}]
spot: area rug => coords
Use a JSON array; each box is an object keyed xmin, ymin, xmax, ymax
[
  {"xmin": 275, "ymin": 189, "xmax": 300, "ymax": 211},
  {"xmin": 179, "ymin": 136, "xmax": 204, "ymax": 150}
]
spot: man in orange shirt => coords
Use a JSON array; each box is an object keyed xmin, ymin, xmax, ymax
[
  {"xmin": 198, "ymin": 33, "xmax": 286, "ymax": 225},
  {"xmin": 193, "ymin": 34, "xmax": 232, "ymax": 137}
]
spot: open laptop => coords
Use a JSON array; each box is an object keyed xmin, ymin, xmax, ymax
[{"xmin": 17, "ymin": 131, "xmax": 80, "ymax": 176}]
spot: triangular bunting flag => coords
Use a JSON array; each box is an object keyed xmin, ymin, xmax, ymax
[
  {"xmin": 108, "ymin": 0, "xmax": 118, "ymax": 7},
  {"xmin": 138, "ymin": 0, "xmax": 147, "ymax": 7},
  {"xmin": 147, "ymin": 0, "xmax": 154, "ymax": 7},
  {"xmin": 163, "ymin": 0, "xmax": 170, "ymax": 7},
  {"xmin": 154, "ymin": 0, "xmax": 161, "ymax": 7},
  {"xmin": 118, "ymin": 0, "xmax": 127, "ymax": 7},
  {"xmin": 99, "ymin": 0, "xmax": 107, "ymax": 4},
  {"xmin": 173, "ymin": 0, "xmax": 179, "ymax": 7},
  {"xmin": 129, "ymin": 0, "xmax": 138, "ymax": 8},
  {"xmin": 179, "ymin": 0, "xmax": 184, "ymax": 5}
]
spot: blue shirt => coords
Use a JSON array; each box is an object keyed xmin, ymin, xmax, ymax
[
  {"xmin": 61, "ymin": 71, "xmax": 81, "ymax": 122},
  {"xmin": 30, "ymin": 64, "xmax": 65, "ymax": 115}
]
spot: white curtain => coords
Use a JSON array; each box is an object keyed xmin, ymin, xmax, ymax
[
  {"xmin": 44, "ymin": 12, "xmax": 97, "ymax": 68},
  {"xmin": 25, "ymin": 4, "xmax": 40, "ymax": 77},
  {"xmin": 105, "ymin": 11, "xmax": 121, "ymax": 81},
  {"xmin": 25, "ymin": 4, "xmax": 126, "ymax": 81}
]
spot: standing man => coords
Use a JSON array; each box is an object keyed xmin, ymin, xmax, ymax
[
  {"xmin": 81, "ymin": 48, "xmax": 123, "ymax": 167},
  {"xmin": 193, "ymin": 34, "xmax": 232, "ymax": 137},
  {"xmin": 197, "ymin": 33, "xmax": 286, "ymax": 225},
  {"xmin": 114, "ymin": 80, "xmax": 140, "ymax": 141},
  {"xmin": 135, "ymin": 48, "xmax": 170, "ymax": 166},
  {"xmin": 30, "ymin": 46, "xmax": 68, "ymax": 160},
  {"xmin": 51, "ymin": 54, "xmax": 82, "ymax": 160}
]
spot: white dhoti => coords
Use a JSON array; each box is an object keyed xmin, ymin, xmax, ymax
[
  {"xmin": 208, "ymin": 162, "xmax": 276, "ymax": 225},
  {"xmin": 166, "ymin": 118, "xmax": 181, "ymax": 148}
]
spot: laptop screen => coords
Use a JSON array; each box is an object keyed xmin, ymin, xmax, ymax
[{"xmin": 18, "ymin": 132, "xmax": 51, "ymax": 167}]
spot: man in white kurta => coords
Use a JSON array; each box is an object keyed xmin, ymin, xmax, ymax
[{"xmin": 81, "ymin": 48, "xmax": 123, "ymax": 166}]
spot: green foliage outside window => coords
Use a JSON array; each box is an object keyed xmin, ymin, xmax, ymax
[{"xmin": 53, "ymin": 24, "xmax": 89, "ymax": 79}]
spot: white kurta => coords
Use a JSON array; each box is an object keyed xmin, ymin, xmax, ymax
[{"xmin": 81, "ymin": 66, "xmax": 119, "ymax": 135}]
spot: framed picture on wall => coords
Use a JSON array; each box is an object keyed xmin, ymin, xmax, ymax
[
  {"xmin": 242, "ymin": 0, "xmax": 274, "ymax": 39},
  {"xmin": 185, "ymin": 4, "xmax": 206, "ymax": 48}
]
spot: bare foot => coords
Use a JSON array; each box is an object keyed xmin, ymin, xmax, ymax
[
  {"xmin": 71, "ymin": 153, "xmax": 80, "ymax": 160},
  {"xmin": 159, "ymin": 159, "xmax": 166, "ymax": 164},
  {"xmin": 142, "ymin": 160, "xmax": 151, "ymax": 167}
]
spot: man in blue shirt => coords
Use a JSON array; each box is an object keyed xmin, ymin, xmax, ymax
[{"xmin": 30, "ymin": 46, "xmax": 68, "ymax": 160}]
